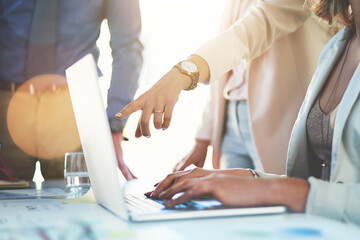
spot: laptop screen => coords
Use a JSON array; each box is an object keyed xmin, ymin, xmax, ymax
[{"xmin": 66, "ymin": 54, "xmax": 129, "ymax": 220}]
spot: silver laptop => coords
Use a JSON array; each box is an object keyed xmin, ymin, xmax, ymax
[{"xmin": 65, "ymin": 54, "xmax": 286, "ymax": 222}]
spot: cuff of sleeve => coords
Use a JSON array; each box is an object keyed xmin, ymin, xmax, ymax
[
  {"xmin": 255, "ymin": 171, "xmax": 285, "ymax": 178},
  {"xmin": 306, "ymin": 177, "xmax": 347, "ymax": 221},
  {"xmin": 194, "ymin": 45, "xmax": 222, "ymax": 85},
  {"xmin": 107, "ymin": 100, "xmax": 128, "ymax": 126},
  {"xmin": 109, "ymin": 118, "xmax": 125, "ymax": 133}
]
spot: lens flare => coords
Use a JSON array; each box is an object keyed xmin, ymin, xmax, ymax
[{"xmin": 7, "ymin": 74, "xmax": 81, "ymax": 159}]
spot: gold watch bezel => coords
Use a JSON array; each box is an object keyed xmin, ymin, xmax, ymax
[{"xmin": 174, "ymin": 60, "xmax": 199, "ymax": 91}]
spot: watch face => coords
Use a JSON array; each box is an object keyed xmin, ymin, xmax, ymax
[{"xmin": 181, "ymin": 61, "xmax": 197, "ymax": 73}]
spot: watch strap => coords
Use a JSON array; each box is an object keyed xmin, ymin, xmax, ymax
[{"xmin": 174, "ymin": 61, "xmax": 199, "ymax": 91}]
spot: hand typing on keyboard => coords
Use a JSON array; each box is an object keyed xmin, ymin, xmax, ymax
[
  {"xmin": 148, "ymin": 168, "xmax": 251, "ymax": 199},
  {"xmin": 146, "ymin": 169, "xmax": 309, "ymax": 213}
]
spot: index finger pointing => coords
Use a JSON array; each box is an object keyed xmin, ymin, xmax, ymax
[{"xmin": 116, "ymin": 100, "xmax": 142, "ymax": 119}]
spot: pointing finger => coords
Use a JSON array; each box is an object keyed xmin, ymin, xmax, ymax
[{"xmin": 116, "ymin": 100, "xmax": 142, "ymax": 119}]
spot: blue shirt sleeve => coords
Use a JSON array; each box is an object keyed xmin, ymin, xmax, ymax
[{"xmin": 105, "ymin": 0, "xmax": 143, "ymax": 125}]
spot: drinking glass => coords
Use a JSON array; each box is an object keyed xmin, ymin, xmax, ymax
[{"xmin": 64, "ymin": 152, "xmax": 90, "ymax": 195}]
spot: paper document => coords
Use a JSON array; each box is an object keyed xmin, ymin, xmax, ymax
[
  {"xmin": 0, "ymin": 199, "xmax": 99, "ymax": 229},
  {"xmin": 0, "ymin": 179, "xmax": 29, "ymax": 189},
  {"xmin": 0, "ymin": 188, "xmax": 68, "ymax": 199}
]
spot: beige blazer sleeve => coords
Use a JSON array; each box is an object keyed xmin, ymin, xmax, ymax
[{"xmin": 194, "ymin": 0, "xmax": 309, "ymax": 83}]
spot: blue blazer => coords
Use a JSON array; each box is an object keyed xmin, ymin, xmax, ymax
[{"xmin": 286, "ymin": 27, "xmax": 360, "ymax": 224}]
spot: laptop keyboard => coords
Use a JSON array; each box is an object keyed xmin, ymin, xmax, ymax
[
  {"xmin": 125, "ymin": 194, "xmax": 223, "ymax": 213},
  {"xmin": 125, "ymin": 195, "xmax": 164, "ymax": 212}
]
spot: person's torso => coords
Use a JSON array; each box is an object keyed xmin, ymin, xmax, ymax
[
  {"xmin": 287, "ymin": 28, "xmax": 360, "ymax": 183},
  {"xmin": 0, "ymin": 0, "xmax": 105, "ymax": 82}
]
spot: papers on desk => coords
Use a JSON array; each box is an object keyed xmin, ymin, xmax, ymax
[
  {"xmin": 0, "ymin": 199, "xmax": 98, "ymax": 228},
  {"xmin": 0, "ymin": 198, "xmax": 100, "ymax": 239},
  {"xmin": 0, "ymin": 188, "xmax": 68, "ymax": 199},
  {"xmin": 0, "ymin": 179, "xmax": 29, "ymax": 189}
]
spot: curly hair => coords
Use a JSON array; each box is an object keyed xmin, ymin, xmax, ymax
[{"xmin": 306, "ymin": 0, "xmax": 354, "ymax": 28}]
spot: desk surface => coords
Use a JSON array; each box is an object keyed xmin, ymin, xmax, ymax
[{"xmin": 1, "ymin": 180, "xmax": 359, "ymax": 240}]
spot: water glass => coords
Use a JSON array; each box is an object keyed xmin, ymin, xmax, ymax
[{"xmin": 64, "ymin": 152, "xmax": 90, "ymax": 194}]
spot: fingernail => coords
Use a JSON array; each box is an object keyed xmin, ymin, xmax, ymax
[
  {"xmin": 144, "ymin": 135, "xmax": 150, "ymax": 138},
  {"xmin": 158, "ymin": 191, "xmax": 166, "ymax": 197},
  {"xmin": 162, "ymin": 127, "xmax": 167, "ymax": 131},
  {"xmin": 116, "ymin": 113, "xmax": 122, "ymax": 118}
]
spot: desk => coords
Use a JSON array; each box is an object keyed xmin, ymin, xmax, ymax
[{"xmin": 1, "ymin": 180, "xmax": 359, "ymax": 240}]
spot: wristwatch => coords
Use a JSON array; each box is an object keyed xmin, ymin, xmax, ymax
[{"xmin": 174, "ymin": 60, "xmax": 199, "ymax": 90}]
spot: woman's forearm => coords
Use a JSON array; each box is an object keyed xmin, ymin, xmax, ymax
[{"xmin": 265, "ymin": 178, "xmax": 310, "ymax": 212}]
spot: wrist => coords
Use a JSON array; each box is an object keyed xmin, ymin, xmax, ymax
[
  {"xmin": 195, "ymin": 139, "xmax": 211, "ymax": 147},
  {"xmin": 247, "ymin": 169, "xmax": 259, "ymax": 178},
  {"xmin": 267, "ymin": 178, "xmax": 310, "ymax": 212},
  {"xmin": 187, "ymin": 54, "xmax": 210, "ymax": 83},
  {"xmin": 173, "ymin": 59, "xmax": 199, "ymax": 90},
  {"xmin": 172, "ymin": 54, "xmax": 209, "ymax": 91},
  {"xmin": 171, "ymin": 67, "xmax": 194, "ymax": 90}
]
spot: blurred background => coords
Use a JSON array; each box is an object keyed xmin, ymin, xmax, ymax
[{"xmin": 97, "ymin": 0, "xmax": 226, "ymax": 180}]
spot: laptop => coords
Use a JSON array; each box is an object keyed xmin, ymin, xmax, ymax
[{"xmin": 65, "ymin": 54, "xmax": 286, "ymax": 222}]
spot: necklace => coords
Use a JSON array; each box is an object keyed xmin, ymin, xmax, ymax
[{"xmin": 320, "ymin": 36, "xmax": 353, "ymax": 181}]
